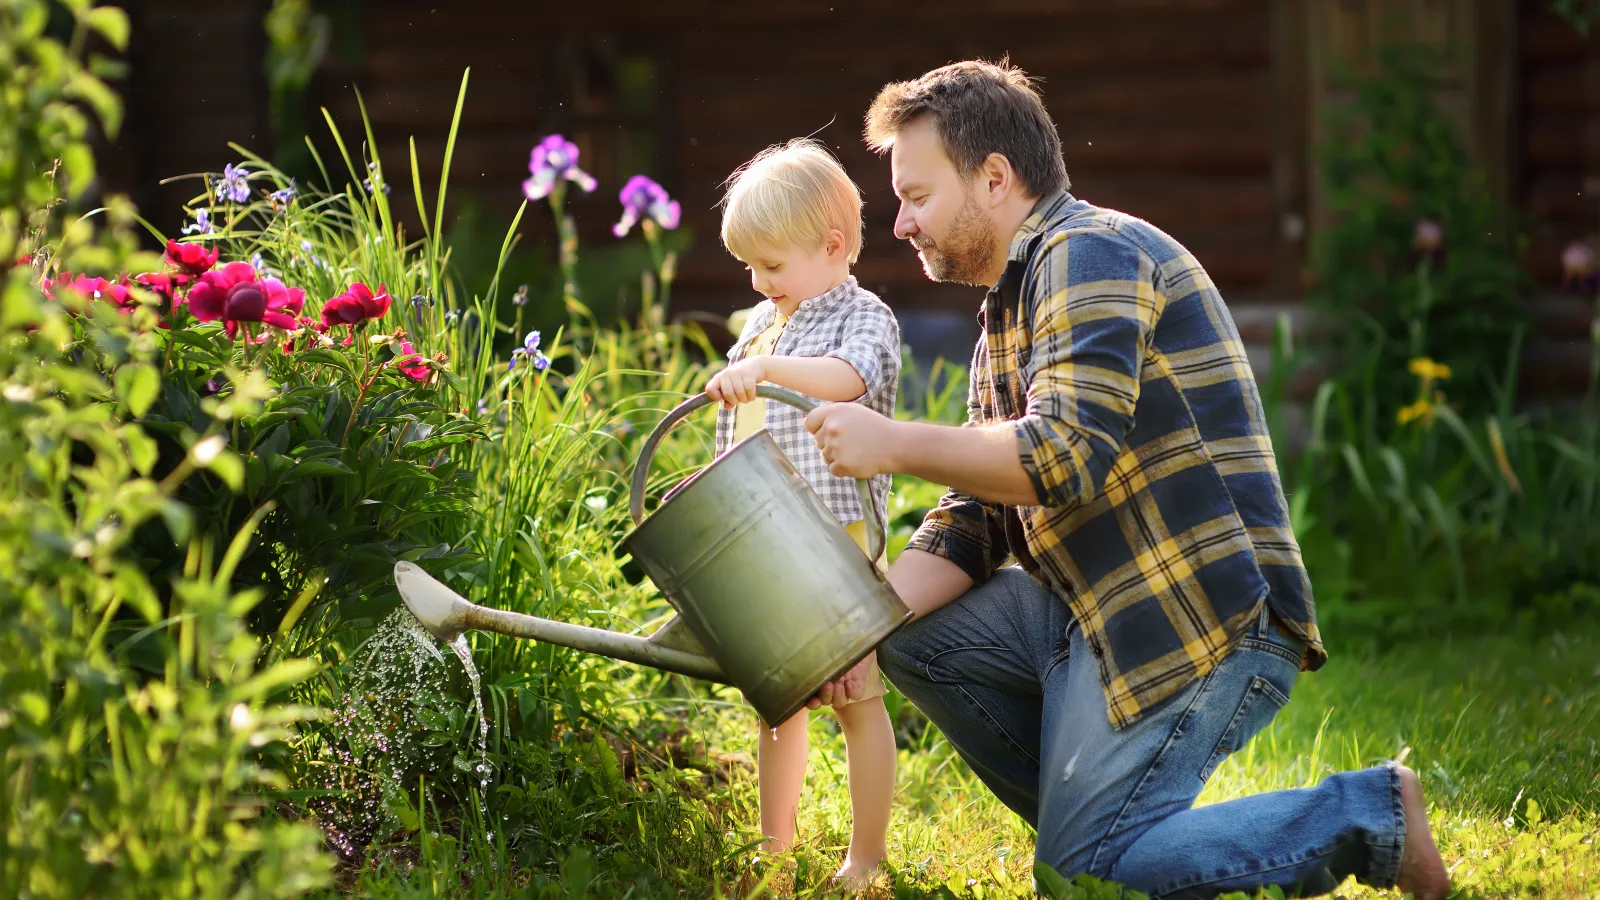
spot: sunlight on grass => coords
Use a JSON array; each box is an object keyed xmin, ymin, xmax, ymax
[{"xmin": 682, "ymin": 622, "xmax": 1600, "ymax": 898}]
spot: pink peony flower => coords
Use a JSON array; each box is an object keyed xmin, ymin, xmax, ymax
[
  {"xmin": 68, "ymin": 275, "xmax": 135, "ymax": 311},
  {"xmin": 394, "ymin": 340, "xmax": 431, "ymax": 382},
  {"xmin": 164, "ymin": 240, "xmax": 219, "ymax": 277},
  {"xmin": 187, "ymin": 261, "xmax": 306, "ymax": 338},
  {"xmin": 321, "ymin": 282, "xmax": 392, "ymax": 330}
]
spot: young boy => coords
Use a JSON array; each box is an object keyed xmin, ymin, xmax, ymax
[{"xmin": 704, "ymin": 138, "xmax": 902, "ymax": 887}]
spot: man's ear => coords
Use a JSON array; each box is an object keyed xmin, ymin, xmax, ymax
[{"xmin": 978, "ymin": 152, "xmax": 1017, "ymax": 208}]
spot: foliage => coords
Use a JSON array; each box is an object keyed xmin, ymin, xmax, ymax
[
  {"xmin": 1307, "ymin": 38, "xmax": 1529, "ymax": 423},
  {"xmin": 1, "ymin": 4, "xmax": 329, "ymax": 896}
]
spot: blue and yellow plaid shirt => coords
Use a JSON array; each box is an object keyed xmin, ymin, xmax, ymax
[{"xmin": 907, "ymin": 191, "xmax": 1326, "ymax": 730}]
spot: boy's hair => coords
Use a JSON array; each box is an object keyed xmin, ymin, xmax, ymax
[
  {"xmin": 719, "ymin": 138, "xmax": 863, "ymax": 265},
  {"xmin": 864, "ymin": 57, "xmax": 1069, "ymax": 199}
]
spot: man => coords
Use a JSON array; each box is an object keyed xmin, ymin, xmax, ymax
[{"xmin": 803, "ymin": 59, "xmax": 1450, "ymax": 899}]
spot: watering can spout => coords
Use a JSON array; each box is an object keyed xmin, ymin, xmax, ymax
[{"xmin": 393, "ymin": 562, "xmax": 731, "ymax": 685}]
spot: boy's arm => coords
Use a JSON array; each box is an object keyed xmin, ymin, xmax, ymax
[{"xmin": 757, "ymin": 355, "xmax": 866, "ymax": 401}]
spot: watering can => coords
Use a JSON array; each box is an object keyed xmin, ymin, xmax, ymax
[{"xmin": 395, "ymin": 385, "xmax": 913, "ymax": 725}]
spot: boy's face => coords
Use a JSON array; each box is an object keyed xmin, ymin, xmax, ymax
[{"xmin": 740, "ymin": 230, "xmax": 847, "ymax": 309}]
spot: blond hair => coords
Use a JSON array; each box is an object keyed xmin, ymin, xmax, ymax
[{"xmin": 719, "ymin": 138, "xmax": 863, "ymax": 265}]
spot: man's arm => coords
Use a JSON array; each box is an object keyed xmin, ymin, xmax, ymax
[{"xmin": 883, "ymin": 420, "xmax": 1039, "ymax": 506}]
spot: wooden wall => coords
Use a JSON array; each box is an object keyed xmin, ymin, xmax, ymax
[
  {"xmin": 1518, "ymin": 1, "xmax": 1599, "ymax": 397},
  {"xmin": 308, "ymin": 0, "xmax": 1286, "ymax": 364}
]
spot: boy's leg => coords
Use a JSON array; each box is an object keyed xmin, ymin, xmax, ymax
[
  {"xmin": 1034, "ymin": 610, "xmax": 1439, "ymax": 898},
  {"xmin": 833, "ymin": 693, "xmax": 895, "ymax": 878},
  {"xmin": 757, "ymin": 710, "xmax": 810, "ymax": 854},
  {"xmin": 876, "ymin": 567, "xmax": 1076, "ymax": 827}
]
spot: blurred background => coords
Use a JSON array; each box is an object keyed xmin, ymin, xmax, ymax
[{"xmin": 90, "ymin": 0, "xmax": 1597, "ymax": 403}]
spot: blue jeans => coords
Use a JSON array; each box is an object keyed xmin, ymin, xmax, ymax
[{"xmin": 878, "ymin": 568, "xmax": 1405, "ymax": 899}]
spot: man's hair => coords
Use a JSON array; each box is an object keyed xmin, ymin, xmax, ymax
[
  {"xmin": 864, "ymin": 57, "xmax": 1069, "ymax": 198},
  {"xmin": 719, "ymin": 138, "xmax": 864, "ymax": 264}
]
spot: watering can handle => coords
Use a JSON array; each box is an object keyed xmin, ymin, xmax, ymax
[{"xmin": 628, "ymin": 385, "xmax": 886, "ymax": 564}]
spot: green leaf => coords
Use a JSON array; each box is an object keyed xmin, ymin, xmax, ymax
[
  {"xmin": 207, "ymin": 448, "xmax": 245, "ymax": 491},
  {"xmin": 232, "ymin": 658, "xmax": 321, "ymax": 701},
  {"xmin": 301, "ymin": 349, "xmax": 358, "ymax": 379},
  {"xmin": 121, "ymin": 424, "xmax": 158, "ymax": 475},
  {"xmin": 59, "ymin": 143, "xmax": 96, "ymax": 198},
  {"xmin": 66, "ymin": 70, "xmax": 123, "ymax": 137},
  {"xmin": 84, "ymin": 6, "xmax": 131, "ymax": 50},
  {"xmin": 112, "ymin": 563, "xmax": 160, "ymax": 623},
  {"xmin": 161, "ymin": 499, "xmax": 193, "ymax": 545},
  {"xmin": 285, "ymin": 458, "xmax": 355, "ymax": 480},
  {"xmin": 398, "ymin": 433, "xmax": 475, "ymax": 456},
  {"xmin": 114, "ymin": 363, "xmax": 160, "ymax": 417}
]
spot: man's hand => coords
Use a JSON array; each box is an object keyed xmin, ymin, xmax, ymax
[
  {"xmin": 705, "ymin": 358, "xmax": 766, "ymax": 409},
  {"xmin": 804, "ymin": 402, "xmax": 901, "ymax": 479},
  {"xmin": 807, "ymin": 653, "xmax": 874, "ymax": 710}
]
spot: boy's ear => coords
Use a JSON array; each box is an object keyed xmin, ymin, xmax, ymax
[{"xmin": 825, "ymin": 228, "xmax": 847, "ymax": 258}]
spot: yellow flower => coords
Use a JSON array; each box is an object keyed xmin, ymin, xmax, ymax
[
  {"xmin": 1407, "ymin": 357, "xmax": 1452, "ymax": 382},
  {"xmin": 1397, "ymin": 398, "xmax": 1432, "ymax": 426}
]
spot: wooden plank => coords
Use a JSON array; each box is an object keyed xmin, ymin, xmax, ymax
[{"xmin": 1271, "ymin": 0, "xmax": 1310, "ymax": 301}]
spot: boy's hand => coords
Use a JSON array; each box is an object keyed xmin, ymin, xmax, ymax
[
  {"xmin": 807, "ymin": 653, "xmax": 873, "ymax": 709},
  {"xmin": 705, "ymin": 358, "xmax": 766, "ymax": 409}
]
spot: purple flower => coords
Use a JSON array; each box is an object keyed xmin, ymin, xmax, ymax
[
  {"xmin": 215, "ymin": 164, "xmax": 250, "ymax": 204},
  {"xmin": 363, "ymin": 162, "xmax": 390, "ymax": 195},
  {"xmin": 510, "ymin": 329, "xmax": 550, "ymax": 371},
  {"xmin": 250, "ymin": 252, "xmax": 271, "ymax": 277},
  {"xmin": 1562, "ymin": 241, "xmax": 1598, "ymax": 295},
  {"xmin": 512, "ymin": 284, "xmax": 529, "ymax": 307},
  {"xmin": 476, "ymin": 398, "xmax": 489, "ymax": 415},
  {"xmin": 181, "ymin": 209, "xmax": 215, "ymax": 236},
  {"xmin": 613, "ymin": 175, "xmax": 680, "ymax": 238},
  {"xmin": 523, "ymin": 135, "xmax": 596, "ymax": 201},
  {"xmin": 270, "ymin": 179, "xmax": 298, "ymax": 204}
]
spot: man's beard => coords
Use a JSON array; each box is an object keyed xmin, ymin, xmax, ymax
[{"xmin": 912, "ymin": 192, "xmax": 997, "ymax": 286}]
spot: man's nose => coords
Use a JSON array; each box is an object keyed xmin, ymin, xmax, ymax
[{"xmin": 893, "ymin": 203, "xmax": 917, "ymax": 242}]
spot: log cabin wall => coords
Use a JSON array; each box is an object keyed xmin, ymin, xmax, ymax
[
  {"xmin": 96, "ymin": 1, "xmax": 1597, "ymax": 398},
  {"xmin": 303, "ymin": 0, "xmax": 1288, "ymax": 370}
]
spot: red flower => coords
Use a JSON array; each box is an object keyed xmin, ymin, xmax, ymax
[
  {"xmin": 394, "ymin": 340, "xmax": 431, "ymax": 382},
  {"xmin": 135, "ymin": 272, "xmax": 193, "ymax": 308},
  {"xmin": 321, "ymin": 282, "xmax": 392, "ymax": 329},
  {"xmin": 39, "ymin": 270, "xmax": 72, "ymax": 300},
  {"xmin": 187, "ymin": 261, "xmax": 306, "ymax": 338},
  {"xmin": 164, "ymin": 240, "xmax": 219, "ymax": 277},
  {"xmin": 68, "ymin": 275, "xmax": 135, "ymax": 311}
]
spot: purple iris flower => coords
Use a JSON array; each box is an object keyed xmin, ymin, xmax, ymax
[
  {"xmin": 613, "ymin": 175, "xmax": 681, "ymax": 238},
  {"xmin": 215, "ymin": 164, "xmax": 250, "ymax": 204},
  {"xmin": 270, "ymin": 179, "xmax": 298, "ymax": 204},
  {"xmin": 522, "ymin": 135, "xmax": 597, "ymax": 201},
  {"xmin": 510, "ymin": 329, "xmax": 550, "ymax": 371},
  {"xmin": 181, "ymin": 209, "xmax": 215, "ymax": 236}
]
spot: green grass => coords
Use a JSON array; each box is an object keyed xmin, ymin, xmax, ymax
[
  {"xmin": 324, "ymin": 616, "xmax": 1598, "ymax": 898},
  {"xmin": 652, "ymin": 618, "xmax": 1598, "ymax": 898}
]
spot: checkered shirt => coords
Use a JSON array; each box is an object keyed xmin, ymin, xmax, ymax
[
  {"xmin": 714, "ymin": 276, "xmax": 901, "ymax": 532},
  {"xmin": 907, "ymin": 191, "xmax": 1326, "ymax": 730}
]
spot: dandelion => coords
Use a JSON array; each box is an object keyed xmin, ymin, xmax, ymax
[
  {"xmin": 509, "ymin": 329, "xmax": 549, "ymax": 371},
  {"xmin": 181, "ymin": 209, "xmax": 215, "ymax": 236},
  {"xmin": 613, "ymin": 175, "xmax": 680, "ymax": 238},
  {"xmin": 215, "ymin": 164, "xmax": 250, "ymax": 204},
  {"xmin": 522, "ymin": 135, "xmax": 596, "ymax": 201}
]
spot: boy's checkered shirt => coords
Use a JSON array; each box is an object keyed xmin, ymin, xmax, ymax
[
  {"xmin": 907, "ymin": 191, "xmax": 1327, "ymax": 730},
  {"xmin": 714, "ymin": 276, "xmax": 901, "ymax": 533}
]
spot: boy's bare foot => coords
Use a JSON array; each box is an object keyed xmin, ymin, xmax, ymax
[
  {"xmin": 832, "ymin": 858, "xmax": 887, "ymax": 893},
  {"xmin": 1394, "ymin": 765, "xmax": 1449, "ymax": 900}
]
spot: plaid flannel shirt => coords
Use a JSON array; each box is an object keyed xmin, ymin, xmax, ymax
[
  {"xmin": 715, "ymin": 276, "xmax": 901, "ymax": 531},
  {"xmin": 907, "ymin": 191, "xmax": 1326, "ymax": 730}
]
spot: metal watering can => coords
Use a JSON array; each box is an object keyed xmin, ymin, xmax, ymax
[{"xmin": 395, "ymin": 385, "xmax": 913, "ymax": 725}]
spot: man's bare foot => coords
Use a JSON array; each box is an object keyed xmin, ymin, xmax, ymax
[{"xmin": 1394, "ymin": 765, "xmax": 1449, "ymax": 900}]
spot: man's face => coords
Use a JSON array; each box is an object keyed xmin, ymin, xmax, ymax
[{"xmin": 889, "ymin": 117, "xmax": 998, "ymax": 287}]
